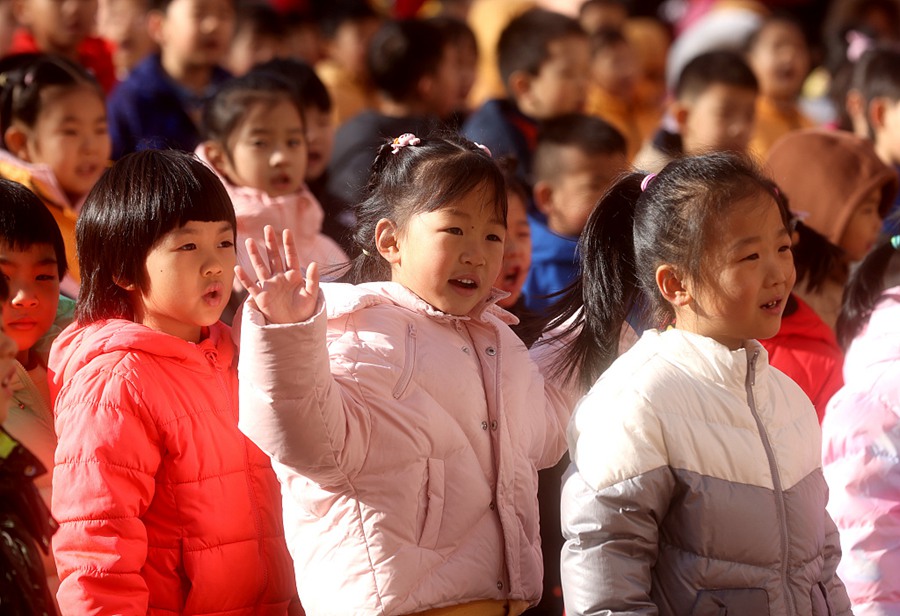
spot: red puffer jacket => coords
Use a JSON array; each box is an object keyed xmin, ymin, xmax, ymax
[{"xmin": 49, "ymin": 319, "xmax": 298, "ymax": 615}]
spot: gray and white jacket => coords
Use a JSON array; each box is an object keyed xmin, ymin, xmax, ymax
[{"xmin": 561, "ymin": 328, "xmax": 851, "ymax": 616}]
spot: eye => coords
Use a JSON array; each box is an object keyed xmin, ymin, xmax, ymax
[
  {"xmin": 250, "ymin": 140, "xmax": 267, "ymax": 148},
  {"xmin": 778, "ymin": 244, "xmax": 792, "ymax": 253},
  {"xmin": 742, "ymin": 253, "xmax": 759, "ymax": 262},
  {"xmin": 288, "ymin": 138, "xmax": 304, "ymax": 148},
  {"xmin": 36, "ymin": 274, "xmax": 58, "ymax": 281},
  {"xmin": 219, "ymin": 239, "xmax": 235, "ymax": 249},
  {"xmin": 444, "ymin": 227, "xmax": 463, "ymax": 235},
  {"xmin": 178, "ymin": 243, "xmax": 197, "ymax": 251},
  {"xmin": 487, "ymin": 233, "xmax": 503, "ymax": 242}
]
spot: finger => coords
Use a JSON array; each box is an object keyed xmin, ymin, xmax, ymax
[
  {"xmin": 283, "ymin": 228, "xmax": 302, "ymax": 273},
  {"xmin": 305, "ymin": 261, "xmax": 320, "ymax": 297},
  {"xmin": 234, "ymin": 265, "xmax": 258, "ymax": 296},
  {"xmin": 245, "ymin": 237, "xmax": 271, "ymax": 281},
  {"xmin": 264, "ymin": 225, "xmax": 285, "ymax": 274}
]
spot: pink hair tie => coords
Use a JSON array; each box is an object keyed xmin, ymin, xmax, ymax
[
  {"xmin": 474, "ymin": 142, "xmax": 492, "ymax": 157},
  {"xmin": 846, "ymin": 30, "xmax": 873, "ymax": 62},
  {"xmin": 640, "ymin": 173, "xmax": 656, "ymax": 192},
  {"xmin": 391, "ymin": 133, "xmax": 421, "ymax": 154}
]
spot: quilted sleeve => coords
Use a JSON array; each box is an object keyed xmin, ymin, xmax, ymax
[
  {"xmin": 560, "ymin": 388, "xmax": 673, "ymax": 616},
  {"xmin": 52, "ymin": 365, "xmax": 161, "ymax": 615}
]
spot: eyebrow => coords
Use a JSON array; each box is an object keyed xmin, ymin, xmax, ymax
[{"xmin": 173, "ymin": 223, "xmax": 234, "ymax": 235}]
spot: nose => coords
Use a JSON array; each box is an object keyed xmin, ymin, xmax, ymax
[
  {"xmin": 202, "ymin": 250, "xmax": 225, "ymax": 277},
  {"xmin": 461, "ymin": 237, "xmax": 486, "ymax": 266},
  {"xmin": 270, "ymin": 148, "xmax": 287, "ymax": 167},
  {"xmin": 11, "ymin": 283, "xmax": 38, "ymax": 309}
]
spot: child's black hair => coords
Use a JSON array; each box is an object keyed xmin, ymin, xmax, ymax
[
  {"xmin": 366, "ymin": 19, "xmax": 448, "ymax": 103},
  {"xmin": 852, "ymin": 44, "xmax": 900, "ymax": 137},
  {"xmin": 836, "ymin": 235, "xmax": 900, "ymax": 348},
  {"xmin": 339, "ymin": 132, "xmax": 506, "ymax": 284},
  {"xmin": 745, "ymin": 11, "xmax": 811, "ymax": 54},
  {"xmin": 426, "ymin": 15, "xmax": 477, "ymax": 53},
  {"xmin": 675, "ymin": 50, "xmax": 759, "ymax": 102},
  {"xmin": 317, "ymin": 1, "xmax": 380, "ymax": 40},
  {"xmin": 533, "ymin": 113, "xmax": 626, "ymax": 184},
  {"xmin": 233, "ymin": 2, "xmax": 287, "ymax": 42},
  {"xmin": 0, "ymin": 53, "xmax": 104, "ymax": 150},
  {"xmin": 497, "ymin": 9, "xmax": 587, "ymax": 89},
  {"xmin": 202, "ymin": 71, "xmax": 305, "ymax": 146},
  {"xmin": 0, "ymin": 178, "xmax": 67, "ymax": 278},
  {"xmin": 539, "ymin": 152, "xmax": 785, "ymax": 390},
  {"xmin": 251, "ymin": 58, "xmax": 332, "ymax": 112},
  {"xmin": 75, "ymin": 149, "xmax": 236, "ymax": 324}
]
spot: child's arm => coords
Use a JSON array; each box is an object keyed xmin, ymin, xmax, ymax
[
  {"xmin": 560, "ymin": 389, "xmax": 672, "ymax": 616},
  {"xmin": 52, "ymin": 374, "xmax": 160, "ymax": 615},
  {"xmin": 236, "ymin": 226, "xmax": 367, "ymax": 485}
]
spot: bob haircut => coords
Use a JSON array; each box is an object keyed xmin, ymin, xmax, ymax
[
  {"xmin": 0, "ymin": 178, "xmax": 68, "ymax": 278},
  {"xmin": 340, "ymin": 132, "xmax": 507, "ymax": 284},
  {"xmin": 75, "ymin": 149, "xmax": 236, "ymax": 324}
]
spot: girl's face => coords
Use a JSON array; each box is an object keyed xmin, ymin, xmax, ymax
[
  {"xmin": 0, "ymin": 307, "xmax": 16, "ymax": 420},
  {"xmin": 494, "ymin": 190, "xmax": 531, "ymax": 309},
  {"xmin": 747, "ymin": 20, "xmax": 810, "ymax": 102},
  {"xmin": 840, "ymin": 189, "xmax": 883, "ymax": 262},
  {"xmin": 132, "ymin": 220, "xmax": 235, "ymax": 342},
  {"xmin": 303, "ymin": 105, "xmax": 334, "ymax": 182},
  {"xmin": 18, "ymin": 0, "xmax": 98, "ymax": 54},
  {"xmin": 19, "ymin": 85, "xmax": 110, "ymax": 204},
  {"xmin": 672, "ymin": 193, "xmax": 796, "ymax": 350},
  {"xmin": 218, "ymin": 99, "xmax": 307, "ymax": 197},
  {"xmin": 383, "ymin": 183, "xmax": 506, "ymax": 316}
]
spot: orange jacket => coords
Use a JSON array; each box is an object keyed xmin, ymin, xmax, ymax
[{"xmin": 49, "ymin": 319, "xmax": 298, "ymax": 615}]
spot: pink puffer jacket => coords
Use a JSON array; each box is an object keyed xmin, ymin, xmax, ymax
[
  {"xmin": 238, "ymin": 281, "xmax": 578, "ymax": 615},
  {"xmin": 49, "ymin": 319, "xmax": 298, "ymax": 615},
  {"xmin": 822, "ymin": 286, "xmax": 900, "ymax": 616}
]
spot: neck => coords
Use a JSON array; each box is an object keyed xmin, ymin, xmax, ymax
[
  {"xmin": 32, "ymin": 33, "xmax": 78, "ymax": 60},
  {"xmin": 16, "ymin": 347, "xmax": 36, "ymax": 370},
  {"xmin": 378, "ymin": 96, "xmax": 428, "ymax": 118},
  {"xmin": 875, "ymin": 138, "xmax": 896, "ymax": 167},
  {"xmin": 160, "ymin": 52, "xmax": 214, "ymax": 93}
]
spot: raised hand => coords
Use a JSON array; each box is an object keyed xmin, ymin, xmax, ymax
[{"xmin": 235, "ymin": 225, "xmax": 320, "ymax": 324}]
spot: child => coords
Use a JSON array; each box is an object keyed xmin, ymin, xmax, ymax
[
  {"xmin": 584, "ymin": 28, "xmax": 644, "ymax": 160},
  {"xmin": 97, "ymin": 0, "xmax": 157, "ymax": 80},
  {"xmin": 746, "ymin": 13, "xmax": 816, "ymax": 159},
  {"xmin": 462, "ymin": 8, "xmax": 590, "ymax": 185},
  {"xmin": 547, "ymin": 152, "xmax": 852, "ymax": 616},
  {"xmin": 314, "ymin": 2, "xmax": 382, "ymax": 125},
  {"xmin": 766, "ymin": 128, "xmax": 898, "ymax": 329},
  {"xmin": 0, "ymin": 53, "xmax": 111, "ymax": 296},
  {"xmin": 822, "ymin": 234, "xmax": 900, "ymax": 616},
  {"xmin": 0, "ymin": 273, "xmax": 60, "ymax": 616},
  {"xmin": 847, "ymin": 45, "xmax": 900, "ymax": 233},
  {"xmin": 324, "ymin": 18, "xmax": 461, "ymax": 233},
  {"xmin": 494, "ymin": 158, "xmax": 531, "ymax": 316},
  {"xmin": 252, "ymin": 58, "xmax": 346, "ymax": 251},
  {"xmin": 0, "ymin": 178, "xmax": 74, "ymax": 597},
  {"xmin": 236, "ymin": 134, "xmax": 576, "ymax": 615},
  {"xmin": 197, "ymin": 72, "xmax": 348, "ymax": 295},
  {"xmin": 224, "ymin": 2, "xmax": 287, "ymax": 77},
  {"xmin": 106, "ymin": 0, "xmax": 235, "ymax": 159},
  {"xmin": 578, "ymin": 0, "xmax": 628, "ymax": 35},
  {"xmin": 9, "ymin": 0, "xmax": 117, "ymax": 93},
  {"xmin": 634, "ymin": 50, "xmax": 758, "ymax": 174},
  {"xmin": 427, "ymin": 15, "xmax": 479, "ymax": 130},
  {"xmin": 48, "ymin": 150, "xmax": 297, "ymax": 614},
  {"xmin": 522, "ymin": 113, "xmax": 628, "ymax": 315}
]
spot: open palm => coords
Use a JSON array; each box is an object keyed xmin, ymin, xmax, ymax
[{"xmin": 235, "ymin": 225, "xmax": 320, "ymax": 324}]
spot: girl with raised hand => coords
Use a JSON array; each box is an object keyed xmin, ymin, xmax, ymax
[
  {"xmin": 822, "ymin": 235, "xmax": 900, "ymax": 616},
  {"xmin": 0, "ymin": 53, "xmax": 111, "ymax": 296},
  {"xmin": 236, "ymin": 133, "xmax": 576, "ymax": 616},
  {"xmin": 48, "ymin": 149, "xmax": 298, "ymax": 615},
  {"xmin": 549, "ymin": 153, "xmax": 851, "ymax": 616}
]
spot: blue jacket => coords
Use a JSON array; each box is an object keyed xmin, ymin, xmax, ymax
[
  {"xmin": 522, "ymin": 217, "xmax": 578, "ymax": 315},
  {"xmin": 107, "ymin": 55, "xmax": 231, "ymax": 160},
  {"xmin": 462, "ymin": 99, "xmax": 536, "ymax": 186}
]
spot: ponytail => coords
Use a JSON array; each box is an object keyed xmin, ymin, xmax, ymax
[
  {"xmin": 542, "ymin": 172, "xmax": 647, "ymax": 391},
  {"xmin": 836, "ymin": 235, "xmax": 900, "ymax": 348}
]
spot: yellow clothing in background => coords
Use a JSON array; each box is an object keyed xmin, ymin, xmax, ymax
[
  {"xmin": 750, "ymin": 95, "xmax": 816, "ymax": 159},
  {"xmin": 316, "ymin": 59, "xmax": 378, "ymax": 126}
]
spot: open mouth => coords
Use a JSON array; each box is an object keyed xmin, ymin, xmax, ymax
[
  {"xmin": 761, "ymin": 298, "xmax": 781, "ymax": 310},
  {"xmin": 451, "ymin": 278, "xmax": 478, "ymax": 290},
  {"xmin": 203, "ymin": 285, "xmax": 224, "ymax": 306}
]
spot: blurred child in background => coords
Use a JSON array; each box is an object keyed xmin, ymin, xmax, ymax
[
  {"xmin": 746, "ymin": 13, "xmax": 816, "ymax": 158},
  {"xmin": 224, "ymin": 2, "xmax": 287, "ymax": 77},
  {"xmin": 96, "ymin": 0, "xmax": 157, "ymax": 80},
  {"xmin": 523, "ymin": 113, "xmax": 627, "ymax": 315},
  {"xmin": 106, "ymin": 0, "xmax": 234, "ymax": 158},
  {"xmin": 463, "ymin": 8, "xmax": 589, "ymax": 186},
  {"xmin": 578, "ymin": 0, "xmax": 627, "ymax": 34},
  {"xmin": 822, "ymin": 233, "xmax": 900, "ymax": 616},
  {"xmin": 428, "ymin": 15, "xmax": 479, "ymax": 130},
  {"xmin": 634, "ymin": 50, "xmax": 758, "ymax": 173},
  {"xmin": 0, "ymin": 54, "xmax": 111, "ymax": 296},
  {"xmin": 494, "ymin": 157, "xmax": 532, "ymax": 320},
  {"xmin": 767, "ymin": 128, "xmax": 897, "ymax": 330},
  {"xmin": 9, "ymin": 0, "xmax": 117, "ymax": 92}
]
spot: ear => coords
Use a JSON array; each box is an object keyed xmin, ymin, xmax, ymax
[
  {"xmin": 374, "ymin": 218, "xmax": 401, "ymax": 265},
  {"xmin": 868, "ymin": 96, "xmax": 888, "ymax": 131},
  {"xmin": 4, "ymin": 125, "xmax": 31, "ymax": 161},
  {"xmin": 533, "ymin": 180, "xmax": 554, "ymax": 216},
  {"xmin": 147, "ymin": 10, "xmax": 166, "ymax": 46},
  {"xmin": 507, "ymin": 69, "xmax": 532, "ymax": 100},
  {"xmin": 671, "ymin": 100, "xmax": 690, "ymax": 132},
  {"xmin": 655, "ymin": 264, "xmax": 691, "ymax": 307},
  {"xmin": 203, "ymin": 141, "xmax": 231, "ymax": 177}
]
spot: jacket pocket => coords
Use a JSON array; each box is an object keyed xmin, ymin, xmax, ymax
[
  {"xmin": 417, "ymin": 458, "xmax": 445, "ymax": 549},
  {"xmin": 690, "ymin": 588, "xmax": 770, "ymax": 616},
  {"xmin": 392, "ymin": 323, "xmax": 417, "ymax": 400},
  {"xmin": 811, "ymin": 582, "xmax": 833, "ymax": 616}
]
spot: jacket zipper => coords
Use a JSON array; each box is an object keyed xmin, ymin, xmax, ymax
[
  {"xmin": 743, "ymin": 349, "xmax": 795, "ymax": 616},
  {"xmin": 392, "ymin": 323, "xmax": 417, "ymax": 399}
]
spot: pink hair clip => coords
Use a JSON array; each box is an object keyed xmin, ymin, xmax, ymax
[
  {"xmin": 474, "ymin": 142, "xmax": 492, "ymax": 157},
  {"xmin": 846, "ymin": 30, "xmax": 873, "ymax": 62},
  {"xmin": 391, "ymin": 133, "xmax": 421, "ymax": 154},
  {"xmin": 640, "ymin": 173, "xmax": 656, "ymax": 192}
]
